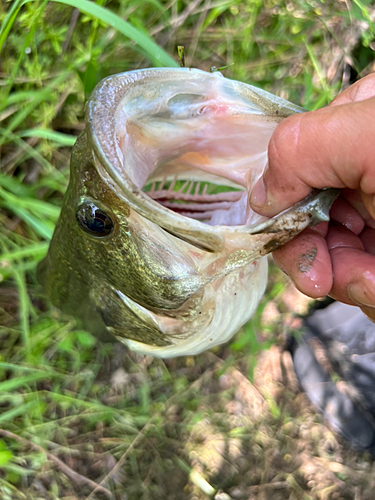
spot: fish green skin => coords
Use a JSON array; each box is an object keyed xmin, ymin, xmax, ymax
[{"xmin": 38, "ymin": 68, "xmax": 339, "ymax": 356}]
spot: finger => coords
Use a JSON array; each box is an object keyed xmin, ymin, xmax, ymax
[
  {"xmin": 330, "ymin": 73, "xmax": 375, "ymax": 106},
  {"xmin": 330, "ymin": 196, "xmax": 365, "ymax": 235},
  {"xmin": 358, "ymin": 306, "xmax": 375, "ymax": 322},
  {"xmin": 273, "ymin": 227, "xmax": 332, "ymax": 298},
  {"xmin": 360, "ymin": 226, "xmax": 375, "ymax": 255},
  {"xmin": 361, "ymin": 192, "xmax": 375, "ymax": 223},
  {"xmin": 341, "ymin": 189, "xmax": 375, "ymax": 229},
  {"xmin": 327, "ymin": 226, "xmax": 375, "ymax": 310},
  {"xmin": 327, "ymin": 224, "xmax": 364, "ymax": 252},
  {"xmin": 250, "ymin": 96, "xmax": 375, "ymax": 217}
]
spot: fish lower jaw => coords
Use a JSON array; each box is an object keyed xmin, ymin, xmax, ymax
[{"xmin": 120, "ymin": 257, "xmax": 268, "ymax": 358}]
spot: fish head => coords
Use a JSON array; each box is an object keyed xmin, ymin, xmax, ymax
[{"xmin": 38, "ymin": 68, "xmax": 338, "ymax": 357}]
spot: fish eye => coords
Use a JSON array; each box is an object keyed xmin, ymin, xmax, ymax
[{"xmin": 76, "ymin": 201, "xmax": 114, "ymax": 237}]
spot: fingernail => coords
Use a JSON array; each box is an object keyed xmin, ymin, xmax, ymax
[
  {"xmin": 347, "ymin": 284, "xmax": 375, "ymax": 308},
  {"xmin": 250, "ymin": 176, "xmax": 267, "ymax": 208}
]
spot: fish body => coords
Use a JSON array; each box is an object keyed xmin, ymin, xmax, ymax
[{"xmin": 38, "ymin": 68, "xmax": 338, "ymax": 357}]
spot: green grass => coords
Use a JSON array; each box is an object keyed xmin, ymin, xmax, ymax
[{"xmin": 0, "ymin": 0, "xmax": 374, "ymax": 498}]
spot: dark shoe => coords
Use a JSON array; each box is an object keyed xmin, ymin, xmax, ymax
[{"xmin": 290, "ymin": 300, "xmax": 375, "ymax": 454}]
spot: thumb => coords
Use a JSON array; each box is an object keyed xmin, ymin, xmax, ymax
[{"xmin": 249, "ymin": 94, "xmax": 375, "ymax": 218}]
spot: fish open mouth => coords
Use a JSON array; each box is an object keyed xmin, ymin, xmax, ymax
[
  {"xmin": 143, "ymin": 179, "xmax": 245, "ymax": 225},
  {"xmin": 112, "ymin": 73, "xmax": 281, "ymax": 227},
  {"xmin": 88, "ymin": 69, "xmax": 302, "ymax": 250}
]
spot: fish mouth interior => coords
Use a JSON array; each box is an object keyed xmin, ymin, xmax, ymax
[
  {"xmin": 115, "ymin": 77, "xmax": 278, "ymax": 227},
  {"xmin": 143, "ymin": 177, "xmax": 245, "ymax": 226}
]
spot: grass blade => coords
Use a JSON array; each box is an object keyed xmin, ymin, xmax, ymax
[
  {"xmin": 0, "ymin": 243, "xmax": 49, "ymax": 263},
  {"xmin": 0, "ymin": 0, "xmax": 24, "ymax": 53},
  {"xmin": 0, "ymin": 0, "xmax": 178, "ymax": 68},
  {"xmin": 0, "ymin": 373, "xmax": 53, "ymax": 393},
  {"xmin": 0, "ymin": 205, "xmax": 54, "ymax": 239},
  {"xmin": 14, "ymin": 270, "xmax": 31, "ymax": 359},
  {"xmin": 20, "ymin": 129, "xmax": 77, "ymax": 147},
  {"xmin": 0, "ymin": 401, "xmax": 40, "ymax": 424},
  {"xmin": 54, "ymin": 0, "xmax": 178, "ymax": 67},
  {"xmin": 0, "ymin": 362, "xmax": 67, "ymax": 380}
]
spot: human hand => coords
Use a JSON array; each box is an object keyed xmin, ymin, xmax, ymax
[{"xmin": 250, "ymin": 73, "xmax": 375, "ymax": 319}]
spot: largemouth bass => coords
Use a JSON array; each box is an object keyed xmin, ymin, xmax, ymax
[{"xmin": 37, "ymin": 68, "xmax": 338, "ymax": 358}]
